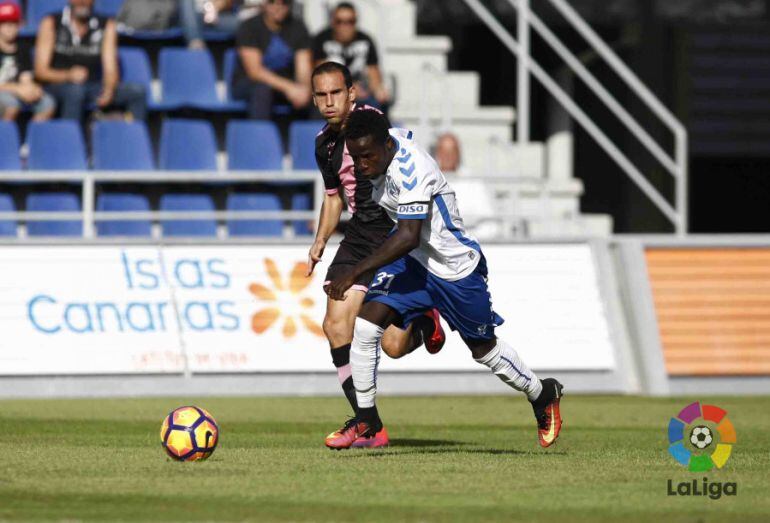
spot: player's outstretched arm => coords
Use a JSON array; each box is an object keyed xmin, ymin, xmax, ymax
[
  {"xmin": 307, "ymin": 193, "xmax": 344, "ymax": 276},
  {"xmin": 326, "ymin": 218, "xmax": 422, "ymax": 300}
]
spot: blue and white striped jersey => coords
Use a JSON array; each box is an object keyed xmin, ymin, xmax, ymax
[{"xmin": 369, "ymin": 129, "xmax": 481, "ymax": 281}]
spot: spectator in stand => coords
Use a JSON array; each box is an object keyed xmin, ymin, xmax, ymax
[
  {"xmin": 312, "ymin": 2, "xmax": 390, "ymax": 111},
  {"xmin": 34, "ymin": 0, "xmax": 147, "ymax": 121},
  {"xmin": 434, "ymin": 132, "xmax": 467, "ymax": 175},
  {"xmin": 179, "ymin": 0, "xmax": 244, "ymax": 49},
  {"xmin": 231, "ymin": 0, "xmax": 312, "ymax": 120},
  {"xmin": 0, "ymin": 2, "xmax": 56, "ymax": 121}
]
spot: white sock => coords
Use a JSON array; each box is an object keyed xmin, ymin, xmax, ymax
[
  {"xmin": 350, "ymin": 318, "xmax": 385, "ymax": 409},
  {"xmin": 475, "ymin": 339, "xmax": 542, "ymax": 401}
]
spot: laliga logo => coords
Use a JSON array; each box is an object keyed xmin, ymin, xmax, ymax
[
  {"xmin": 667, "ymin": 401, "xmax": 736, "ymax": 472},
  {"xmin": 666, "ymin": 402, "xmax": 738, "ymax": 500},
  {"xmin": 248, "ymin": 259, "xmax": 324, "ymax": 339}
]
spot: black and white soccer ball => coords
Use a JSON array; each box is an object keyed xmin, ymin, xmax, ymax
[{"xmin": 690, "ymin": 425, "xmax": 713, "ymax": 449}]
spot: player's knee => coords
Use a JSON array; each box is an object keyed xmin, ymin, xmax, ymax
[
  {"xmin": 381, "ymin": 338, "xmax": 408, "ymax": 359},
  {"xmin": 467, "ymin": 338, "xmax": 497, "ymax": 360},
  {"xmin": 352, "ymin": 317, "xmax": 384, "ymax": 353},
  {"xmin": 322, "ymin": 315, "xmax": 352, "ymax": 347}
]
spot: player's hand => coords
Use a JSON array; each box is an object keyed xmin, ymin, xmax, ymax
[
  {"xmin": 68, "ymin": 66, "xmax": 89, "ymax": 84},
  {"xmin": 286, "ymin": 83, "xmax": 311, "ymax": 109},
  {"xmin": 325, "ymin": 272, "xmax": 356, "ymax": 301},
  {"xmin": 307, "ymin": 239, "xmax": 326, "ymax": 276},
  {"xmin": 96, "ymin": 87, "xmax": 115, "ymax": 108}
]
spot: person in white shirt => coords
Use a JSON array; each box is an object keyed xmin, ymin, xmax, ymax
[{"xmin": 324, "ymin": 109, "xmax": 565, "ymax": 450}]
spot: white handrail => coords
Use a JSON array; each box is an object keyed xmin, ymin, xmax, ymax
[
  {"xmin": 513, "ymin": 0, "xmax": 680, "ymax": 178},
  {"xmin": 546, "ymin": 0, "xmax": 686, "ymax": 137},
  {"xmin": 461, "ymin": 0, "xmax": 680, "ymax": 228},
  {"xmin": 517, "ymin": 0, "xmax": 530, "ymax": 143}
]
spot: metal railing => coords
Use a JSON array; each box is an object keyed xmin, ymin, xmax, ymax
[
  {"xmin": 461, "ymin": 0, "xmax": 689, "ymax": 235},
  {"xmin": 0, "ymin": 171, "xmax": 323, "ymax": 240}
]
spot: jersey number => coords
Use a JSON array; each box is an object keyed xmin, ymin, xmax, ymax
[{"xmin": 371, "ymin": 272, "xmax": 396, "ymax": 289}]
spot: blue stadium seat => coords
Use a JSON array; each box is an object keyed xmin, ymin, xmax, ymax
[
  {"xmin": 289, "ymin": 121, "xmax": 324, "ymax": 170},
  {"xmin": 160, "ymin": 194, "xmax": 217, "ymax": 237},
  {"xmin": 96, "ymin": 193, "xmax": 151, "ymax": 237},
  {"xmin": 119, "ymin": 47, "xmax": 171, "ymax": 110},
  {"xmin": 227, "ymin": 193, "xmax": 283, "ymax": 237},
  {"xmin": 92, "ymin": 121, "xmax": 155, "ymax": 170},
  {"xmin": 291, "ymin": 193, "xmax": 313, "ymax": 236},
  {"xmin": 159, "ymin": 119, "xmax": 217, "ymax": 171},
  {"xmin": 26, "ymin": 192, "xmax": 82, "ymax": 237},
  {"xmin": 0, "ymin": 193, "xmax": 17, "ymax": 236},
  {"xmin": 0, "ymin": 122, "xmax": 21, "ymax": 170},
  {"xmin": 27, "ymin": 121, "xmax": 87, "ymax": 171},
  {"xmin": 95, "ymin": 0, "xmax": 124, "ymax": 17},
  {"xmin": 159, "ymin": 48, "xmax": 242, "ymax": 111},
  {"xmin": 226, "ymin": 120, "xmax": 283, "ymax": 171},
  {"xmin": 21, "ymin": 0, "xmax": 67, "ymax": 35},
  {"xmin": 222, "ymin": 48, "xmax": 247, "ymax": 111}
]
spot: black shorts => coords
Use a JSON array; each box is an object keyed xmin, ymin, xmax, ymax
[{"xmin": 324, "ymin": 215, "xmax": 393, "ymax": 291}]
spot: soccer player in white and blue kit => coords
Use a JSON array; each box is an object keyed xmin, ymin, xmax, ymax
[{"xmin": 325, "ymin": 110, "xmax": 564, "ymax": 449}]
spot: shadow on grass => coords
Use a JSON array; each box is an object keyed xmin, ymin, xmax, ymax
[
  {"xmin": 389, "ymin": 438, "xmax": 466, "ymax": 447},
  {"xmin": 337, "ymin": 438, "xmax": 568, "ymax": 457}
]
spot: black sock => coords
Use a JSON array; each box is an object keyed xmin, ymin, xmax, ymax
[
  {"xmin": 331, "ymin": 344, "xmax": 357, "ymax": 413},
  {"xmin": 357, "ymin": 405, "xmax": 382, "ymax": 432},
  {"xmin": 341, "ymin": 377, "xmax": 357, "ymax": 413}
]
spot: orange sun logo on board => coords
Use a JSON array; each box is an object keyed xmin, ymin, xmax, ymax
[{"xmin": 248, "ymin": 259, "xmax": 324, "ymax": 339}]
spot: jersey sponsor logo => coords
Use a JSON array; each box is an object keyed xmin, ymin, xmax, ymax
[{"xmin": 397, "ymin": 203, "xmax": 427, "ymax": 215}]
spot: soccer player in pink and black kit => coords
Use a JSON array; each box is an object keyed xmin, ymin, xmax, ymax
[{"xmin": 307, "ymin": 62, "xmax": 445, "ymax": 448}]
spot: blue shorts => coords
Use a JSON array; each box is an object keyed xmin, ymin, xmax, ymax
[{"xmin": 364, "ymin": 254, "xmax": 504, "ymax": 340}]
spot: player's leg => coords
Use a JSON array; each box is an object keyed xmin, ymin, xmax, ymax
[
  {"xmin": 380, "ymin": 307, "xmax": 446, "ymax": 359},
  {"xmin": 465, "ymin": 336, "xmax": 563, "ymax": 448},
  {"xmin": 323, "ymin": 289, "xmax": 366, "ymax": 414},
  {"xmin": 326, "ymin": 300, "xmax": 400, "ymax": 450},
  {"xmin": 326, "ymin": 256, "xmax": 433, "ymax": 450},
  {"xmin": 428, "ymin": 257, "xmax": 564, "ymax": 447}
]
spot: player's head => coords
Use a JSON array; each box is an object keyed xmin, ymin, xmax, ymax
[
  {"xmin": 0, "ymin": 2, "xmax": 21, "ymax": 39},
  {"xmin": 331, "ymin": 2, "xmax": 357, "ymax": 43},
  {"xmin": 343, "ymin": 109, "xmax": 395, "ymax": 178},
  {"xmin": 312, "ymin": 62, "xmax": 355, "ymax": 127},
  {"xmin": 263, "ymin": 0, "xmax": 292, "ymax": 25},
  {"xmin": 69, "ymin": 0, "xmax": 94, "ymax": 19}
]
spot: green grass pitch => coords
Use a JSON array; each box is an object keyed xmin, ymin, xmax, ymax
[{"xmin": 1, "ymin": 395, "xmax": 768, "ymax": 522}]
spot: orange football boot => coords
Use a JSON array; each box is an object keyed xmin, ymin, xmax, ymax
[
  {"xmin": 325, "ymin": 418, "xmax": 381, "ymax": 450},
  {"xmin": 532, "ymin": 378, "xmax": 564, "ymax": 448}
]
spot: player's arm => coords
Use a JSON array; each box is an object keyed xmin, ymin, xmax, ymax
[
  {"xmin": 307, "ymin": 192, "xmax": 344, "ymax": 276},
  {"xmin": 325, "ymin": 217, "xmax": 422, "ymax": 301}
]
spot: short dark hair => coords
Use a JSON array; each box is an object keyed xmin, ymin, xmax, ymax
[
  {"xmin": 343, "ymin": 109, "xmax": 390, "ymax": 145},
  {"xmin": 334, "ymin": 2, "xmax": 356, "ymax": 13},
  {"xmin": 312, "ymin": 61, "xmax": 353, "ymax": 89}
]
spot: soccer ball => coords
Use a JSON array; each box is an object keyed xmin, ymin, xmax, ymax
[
  {"xmin": 160, "ymin": 406, "xmax": 219, "ymax": 461},
  {"xmin": 690, "ymin": 425, "xmax": 713, "ymax": 449}
]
